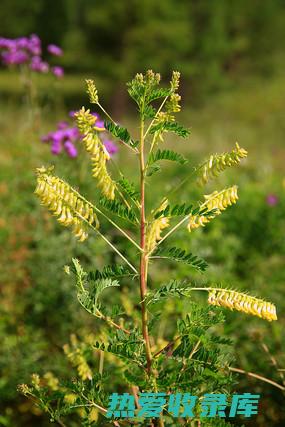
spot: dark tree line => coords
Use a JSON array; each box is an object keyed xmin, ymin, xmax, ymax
[{"xmin": 1, "ymin": 0, "xmax": 284, "ymax": 98}]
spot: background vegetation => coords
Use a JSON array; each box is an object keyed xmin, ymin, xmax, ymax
[{"xmin": 0, "ymin": 1, "xmax": 284, "ymax": 426}]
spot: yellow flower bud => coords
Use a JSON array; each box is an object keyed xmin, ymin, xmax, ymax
[
  {"xmin": 146, "ymin": 200, "xmax": 170, "ymax": 252},
  {"xmin": 86, "ymin": 79, "xmax": 99, "ymax": 104}
]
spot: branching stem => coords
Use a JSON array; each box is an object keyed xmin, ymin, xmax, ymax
[
  {"xmin": 139, "ymin": 104, "xmax": 153, "ymax": 375},
  {"xmin": 77, "ymin": 214, "xmax": 138, "ymax": 273},
  {"xmin": 154, "ymin": 189, "xmax": 225, "ymax": 249},
  {"xmin": 51, "ymin": 177, "xmax": 142, "ymax": 251},
  {"xmin": 144, "ymin": 95, "xmax": 169, "ymax": 139}
]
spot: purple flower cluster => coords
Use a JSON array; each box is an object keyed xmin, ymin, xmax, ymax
[
  {"xmin": 41, "ymin": 112, "xmax": 118, "ymax": 158},
  {"xmin": 0, "ymin": 34, "xmax": 64, "ymax": 77},
  {"xmin": 266, "ymin": 194, "xmax": 278, "ymax": 207},
  {"xmin": 42, "ymin": 121, "xmax": 80, "ymax": 157}
]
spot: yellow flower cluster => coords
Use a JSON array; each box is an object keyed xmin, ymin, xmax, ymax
[
  {"xmin": 166, "ymin": 93, "xmax": 181, "ymax": 113},
  {"xmin": 197, "ymin": 143, "xmax": 248, "ymax": 186},
  {"xmin": 208, "ymin": 289, "xmax": 277, "ymax": 322},
  {"xmin": 85, "ymin": 79, "xmax": 99, "ymax": 104},
  {"xmin": 35, "ymin": 167, "xmax": 99, "ymax": 242},
  {"xmin": 145, "ymin": 69, "xmax": 161, "ymax": 85},
  {"xmin": 188, "ymin": 186, "xmax": 238, "ymax": 232},
  {"xmin": 63, "ymin": 334, "xmax": 93, "ymax": 381},
  {"xmin": 76, "ymin": 108, "xmax": 116, "ymax": 200},
  {"xmin": 167, "ymin": 71, "xmax": 181, "ymax": 113},
  {"xmin": 43, "ymin": 372, "xmax": 59, "ymax": 391},
  {"xmin": 146, "ymin": 200, "xmax": 170, "ymax": 253},
  {"xmin": 170, "ymin": 71, "xmax": 180, "ymax": 91}
]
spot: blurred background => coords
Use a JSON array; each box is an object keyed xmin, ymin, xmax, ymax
[{"xmin": 0, "ymin": 1, "xmax": 284, "ymax": 426}]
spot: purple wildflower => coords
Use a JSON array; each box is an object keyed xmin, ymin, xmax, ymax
[
  {"xmin": 0, "ymin": 34, "xmax": 64, "ymax": 77},
  {"xmin": 90, "ymin": 113, "xmax": 105, "ymax": 129},
  {"xmin": 41, "ymin": 132, "xmax": 54, "ymax": 143},
  {"xmin": 28, "ymin": 34, "xmax": 42, "ymax": 55},
  {"xmin": 64, "ymin": 127, "xmax": 80, "ymax": 140},
  {"xmin": 103, "ymin": 139, "xmax": 118, "ymax": 155},
  {"xmin": 0, "ymin": 37, "xmax": 13, "ymax": 49},
  {"xmin": 57, "ymin": 121, "xmax": 69, "ymax": 130},
  {"xmin": 64, "ymin": 141, "xmax": 78, "ymax": 158},
  {"xmin": 266, "ymin": 194, "xmax": 278, "ymax": 206},
  {"xmin": 30, "ymin": 56, "xmax": 49, "ymax": 73},
  {"xmin": 2, "ymin": 50, "xmax": 29, "ymax": 65},
  {"xmin": 95, "ymin": 119, "xmax": 105, "ymax": 130},
  {"xmin": 41, "ymin": 125, "xmax": 79, "ymax": 158},
  {"xmin": 51, "ymin": 139, "xmax": 62, "ymax": 155},
  {"xmin": 52, "ymin": 66, "xmax": 64, "ymax": 78},
  {"xmin": 41, "ymin": 111, "xmax": 117, "ymax": 159},
  {"xmin": 16, "ymin": 37, "xmax": 30, "ymax": 49},
  {"xmin": 47, "ymin": 44, "xmax": 63, "ymax": 56}
]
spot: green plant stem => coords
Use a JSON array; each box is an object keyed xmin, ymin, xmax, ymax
[
  {"xmin": 99, "ymin": 350, "xmax": 104, "ymax": 375},
  {"xmin": 154, "ymin": 189, "xmax": 224, "ymax": 250},
  {"xmin": 75, "ymin": 277, "xmax": 131, "ymax": 334},
  {"xmin": 96, "ymin": 228, "xmax": 138, "ymax": 273},
  {"xmin": 229, "ymin": 367, "xmax": 285, "ymax": 392},
  {"xmin": 144, "ymin": 95, "xmax": 169, "ymax": 139},
  {"xmin": 139, "ymin": 111, "xmax": 153, "ymax": 375},
  {"xmin": 154, "ymin": 216, "xmax": 188, "ymax": 250},
  {"xmin": 260, "ymin": 341, "xmax": 285, "ymax": 386},
  {"xmin": 76, "ymin": 212, "xmax": 138, "ymax": 273},
  {"xmin": 45, "ymin": 175, "xmax": 142, "ymax": 251},
  {"xmin": 94, "ymin": 209, "xmax": 142, "ymax": 251},
  {"xmin": 96, "ymin": 308, "xmax": 131, "ymax": 335},
  {"xmin": 56, "ymin": 419, "xmax": 67, "ymax": 427},
  {"xmin": 77, "ymin": 394, "xmax": 123, "ymax": 426}
]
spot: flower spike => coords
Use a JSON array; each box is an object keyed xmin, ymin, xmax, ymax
[
  {"xmin": 188, "ymin": 185, "xmax": 238, "ymax": 231},
  {"xmin": 197, "ymin": 143, "xmax": 247, "ymax": 186},
  {"xmin": 76, "ymin": 108, "xmax": 116, "ymax": 199},
  {"xmin": 208, "ymin": 289, "xmax": 277, "ymax": 322},
  {"xmin": 146, "ymin": 200, "xmax": 170, "ymax": 253},
  {"xmin": 35, "ymin": 166, "xmax": 99, "ymax": 242},
  {"xmin": 86, "ymin": 79, "xmax": 99, "ymax": 104}
]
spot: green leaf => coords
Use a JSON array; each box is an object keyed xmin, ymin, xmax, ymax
[
  {"xmin": 148, "ymin": 149, "xmax": 188, "ymax": 167},
  {"xmin": 88, "ymin": 264, "xmax": 134, "ymax": 280},
  {"xmin": 99, "ymin": 196, "xmax": 139, "ymax": 224},
  {"xmin": 71, "ymin": 258, "xmax": 87, "ymax": 287},
  {"xmin": 150, "ymin": 121, "xmax": 190, "ymax": 138},
  {"xmin": 77, "ymin": 278, "xmax": 120, "ymax": 315},
  {"xmin": 118, "ymin": 176, "xmax": 139, "ymax": 203},
  {"xmin": 154, "ymin": 202, "xmax": 194, "ymax": 218},
  {"xmin": 143, "ymin": 104, "xmax": 156, "ymax": 119},
  {"xmin": 146, "ymin": 164, "xmax": 161, "ymax": 177},
  {"xmin": 147, "ymin": 87, "xmax": 172, "ymax": 103},
  {"xmin": 104, "ymin": 120, "xmax": 137, "ymax": 148},
  {"xmin": 127, "ymin": 82, "xmax": 145, "ymax": 107},
  {"xmin": 94, "ymin": 329, "xmax": 145, "ymax": 366},
  {"xmin": 70, "ymin": 259, "xmax": 120, "ymax": 315},
  {"xmin": 151, "ymin": 246, "xmax": 208, "ymax": 272},
  {"xmin": 146, "ymin": 280, "xmax": 191, "ymax": 306}
]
